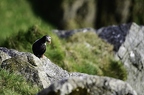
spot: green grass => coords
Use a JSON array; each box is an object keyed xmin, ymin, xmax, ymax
[
  {"xmin": 63, "ymin": 32, "xmax": 127, "ymax": 80},
  {"xmin": 0, "ymin": 0, "xmax": 53, "ymax": 44},
  {"xmin": 0, "ymin": 68, "xmax": 40, "ymax": 95}
]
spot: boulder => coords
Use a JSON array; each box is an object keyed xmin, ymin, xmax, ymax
[
  {"xmin": 0, "ymin": 47, "xmax": 45, "ymax": 88},
  {"xmin": 96, "ymin": 23, "xmax": 131, "ymax": 51},
  {"xmin": 0, "ymin": 47, "xmax": 88, "ymax": 88},
  {"xmin": 37, "ymin": 76, "xmax": 137, "ymax": 95},
  {"xmin": 115, "ymin": 23, "xmax": 144, "ymax": 95},
  {"xmin": 0, "ymin": 47, "xmax": 137, "ymax": 95}
]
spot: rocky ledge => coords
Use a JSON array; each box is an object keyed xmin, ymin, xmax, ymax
[
  {"xmin": 37, "ymin": 76, "xmax": 137, "ymax": 95},
  {"xmin": 0, "ymin": 47, "xmax": 137, "ymax": 95}
]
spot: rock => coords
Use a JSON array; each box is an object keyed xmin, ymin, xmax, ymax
[
  {"xmin": 0, "ymin": 47, "xmax": 88, "ymax": 88},
  {"xmin": 37, "ymin": 76, "xmax": 137, "ymax": 95},
  {"xmin": 0, "ymin": 47, "xmax": 137, "ymax": 94},
  {"xmin": 115, "ymin": 23, "xmax": 144, "ymax": 95},
  {"xmin": 0, "ymin": 48, "xmax": 44, "ymax": 88},
  {"xmin": 0, "ymin": 50, "xmax": 11, "ymax": 64},
  {"xmin": 96, "ymin": 23, "xmax": 131, "ymax": 51}
]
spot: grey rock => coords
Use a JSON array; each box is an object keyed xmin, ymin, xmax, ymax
[
  {"xmin": 0, "ymin": 47, "xmax": 23, "ymax": 57},
  {"xmin": 115, "ymin": 23, "xmax": 144, "ymax": 95},
  {"xmin": 37, "ymin": 76, "xmax": 137, "ymax": 95},
  {"xmin": 1, "ymin": 50, "xmax": 44, "ymax": 88},
  {"xmin": 96, "ymin": 23, "xmax": 131, "ymax": 51},
  {"xmin": 0, "ymin": 47, "xmax": 137, "ymax": 95},
  {"xmin": 0, "ymin": 50, "xmax": 11, "ymax": 64},
  {"xmin": 0, "ymin": 47, "xmax": 88, "ymax": 88}
]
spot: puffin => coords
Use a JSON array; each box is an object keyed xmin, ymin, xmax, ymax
[{"xmin": 32, "ymin": 35, "xmax": 51, "ymax": 58}]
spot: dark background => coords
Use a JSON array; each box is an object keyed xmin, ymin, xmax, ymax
[{"xmin": 27, "ymin": 0, "xmax": 144, "ymax": 29}]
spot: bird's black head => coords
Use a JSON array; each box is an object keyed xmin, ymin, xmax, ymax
[{"xmin": 41, "ymin": 35, "xmax": 51, "ymax": 44}]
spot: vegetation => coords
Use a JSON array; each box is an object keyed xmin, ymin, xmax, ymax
[
  {"xmin": 0, "ymin": 0, "xmax": 53, "ymax": 44},
  {"xmin": 2, "ymin": 28, "xmax": 127, "ymax": 81},
  {"xmin": 64, "ymin": 32, "xmax": 127, "ymax": 80},
  {"xmin": 0, "ymin": 68, "xmax": 40, "ymax": 95}
]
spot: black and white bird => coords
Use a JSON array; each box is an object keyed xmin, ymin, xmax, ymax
[{"xmin": 32, "ymin": 35, "xmax": 51, "ymax": 58}]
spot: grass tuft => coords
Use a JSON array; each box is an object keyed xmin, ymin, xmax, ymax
[{"xmin": 0, "ymin": 68, "xmax": 40, "ymax": 95}]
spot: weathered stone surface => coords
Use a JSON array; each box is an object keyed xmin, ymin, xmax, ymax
[
  {"xmin": 115, "ymin": 23, "xmax": 144, "ymax": 95},
  {"xmin": 96, "ymin": 23, "xmax": 131, "ymax": 51},
  {"xmin": 0, "ymin": 50, "xmax": 11, "ymax": 64},
  {"xmin": 0, "ymin": 47, "xmax": 88, "ymax": 88},
  {"xmin": 0, "ymin": 47, "xmax": 137, "ymax": 95},
  {"xmin": 37, "ymin": 76, "xmax": 137, "ymax": 95},
  {"xmin": 0, "ymin": 47, "xmax": 44, "ymax": 88}
]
